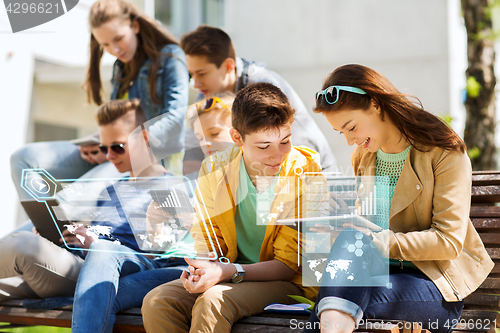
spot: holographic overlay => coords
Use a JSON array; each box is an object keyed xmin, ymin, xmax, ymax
[
  {"xmin": 300, "ymin": 174, "xmax": 390, "ymax": 288},
  {"xmin": 20, "ymin": 169, "xmax": 214, "ymax": 258},
  {"xmin": 267, "ymin": 172, "xmax": 331, "ymax": 227},
  {"xmin": 254, "ymin": 175, "xmax": 297, "ymax": 225},
  {"xmin": 113, "ymin": 175, "xmax": 212, "ymax": 258},
  {"xmin": 128, "ymin": 106, "xmax": 190, "ymax": 178}
]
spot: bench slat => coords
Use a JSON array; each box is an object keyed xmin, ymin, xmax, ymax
[
  {"xmin": 472, "ymin": 172, "xmax": 500, "ymax": 186},
  {"xmin": 479, "ymin": 275, "xmax": 500, "ymax": 289},
  {"xmin": 470, "ymin": 206, "xmax": 500, "ymax": 218},
  {"xmin": 113, "ymin": 322, "xmax": 145, "ymax": 333},
  {"xmin": 232, "ymin": 322, "xmax": 303, "ymax": 333},
  {"xmin": 490, "ymin": 260, "xmax": 500, "ymax": 273},
  {"xmin": 486, "ymin": 248, "xmax": 500, "ymax": 259},
  {"xmin": 471, "ymin": 218, "xmax": 500, "ymax": 229},
  {"xmin": 463, "ymin": 293, "xmax": 500, "ymax": 307},
  {"xmin": 456, "ymin": 309, "xmax": 499, "ymax": 328},
  {"xmin": 478, "ymin": 234, "xmax": 500, "ymax": 245},
  {"xmin": 0, "ymin": 302, "xmax": 145, "ymax": 331},
  {"xmin": 471, "ymin": 186, "xmax": 500, "ymax": 203},
  {"xmin": 0, "ymin": 306, "xmax": 72, "ymax": 328}
]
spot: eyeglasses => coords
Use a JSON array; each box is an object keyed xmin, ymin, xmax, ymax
[
  {"xmin": 99, "ymin": 142, "xmax": 128, "ymax": 155},
  {"xmin": 196, "ymin": 97, "xmax": 228, "ymax": 113},
  {"xmin": 315, "ymin": 86, "xmax": 367, "ymax": 105}
]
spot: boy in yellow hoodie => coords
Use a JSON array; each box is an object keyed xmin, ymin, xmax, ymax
[{"xmin": 142, "ymin": 82, "xmax": 327, "ymax": 333}]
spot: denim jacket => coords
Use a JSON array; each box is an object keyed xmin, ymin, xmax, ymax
[{"xmin": 111, "ymin": 44, "xmax": 189, "ymax": 157}]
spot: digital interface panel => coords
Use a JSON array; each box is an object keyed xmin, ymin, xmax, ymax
[{"xmin": 20, "ymin": 169, "xmax": 215, "ymax": 259}]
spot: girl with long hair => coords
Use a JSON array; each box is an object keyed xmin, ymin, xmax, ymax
[
  {"xmin": 11, "ymin": 0, "xmax": 189, "ymax": 201},
  {"xmin": 305, "ymin": 64, "xmax": 493, "ymax": 333}
]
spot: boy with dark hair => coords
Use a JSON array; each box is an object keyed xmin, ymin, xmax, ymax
[
  {"xmin": 180, "ymin": 25, "xmax": 337, "ymax": 174},
  {"xmin": 141, "ymin": 83, "xmax": 326, "ymax": 333}
]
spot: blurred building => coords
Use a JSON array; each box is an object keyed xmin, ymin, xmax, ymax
[{"xmin": 1, "ymin": 0, "xmax": 465, "ymax": 235}]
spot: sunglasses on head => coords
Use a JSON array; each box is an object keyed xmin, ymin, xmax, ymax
[
  {"xmin": 99, "ymin": 142, "xmax": 128, "ymax": 155},
  {"xmin": 196, "ymin": 97, "xmax": 228, "ymax": 113},
  {"xmin": 315, "ymin": 85, "xmax": 367, "ymax": 105}
]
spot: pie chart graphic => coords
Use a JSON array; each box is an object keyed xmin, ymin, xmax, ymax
[{"xmin": 31, "ymin": 178, "xmax": 51, "ymax": 194}]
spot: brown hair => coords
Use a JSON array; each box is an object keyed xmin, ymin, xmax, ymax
[
  {"xmin": 232, "ymin": 82, "xmax": 295, "ymax": 138},
  {"xmin": 314, "ymin": 64, "xmax": 466, "ymax": 153},
  {"xmin": 96, "ymin": 98, "xmax": 147, "ymax": 127},
  {"xmin": 180, "ymin": 25, "xmax": 235, "ymax": 68},
  {"xmin": 84, "ymin": 0, "xmax": 178, "ymax": 105}
]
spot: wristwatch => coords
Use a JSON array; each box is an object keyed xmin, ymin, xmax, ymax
[{"xmin": 230, "ymin": 263, "xmax": 245, "ymax": 283}]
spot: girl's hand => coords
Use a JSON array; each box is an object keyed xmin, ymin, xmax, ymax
[
  {"xmin": 343, "ymin": 223, "xmax": 374, "ymax": 239},
  {"xmin": 327, "ymin": 193, "xmax": 350, "ymax": 215}
]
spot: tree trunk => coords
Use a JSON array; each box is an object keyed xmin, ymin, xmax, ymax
[{"xmin": 462, "ymin": 0, "xmax": 497, "ymax": 170}]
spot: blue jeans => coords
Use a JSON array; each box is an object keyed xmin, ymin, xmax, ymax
[
  {"xmin": 71, "ymin": 240, "xmax": 186, "ymax": 333},
  {"xmin": 304, "ymin": 229, "xmax": 463, "ymax": 333}
]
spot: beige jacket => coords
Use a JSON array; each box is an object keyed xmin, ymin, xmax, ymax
[{"xmin": 352, "ymin": 143, "xmax": 494, "ymax": 302}]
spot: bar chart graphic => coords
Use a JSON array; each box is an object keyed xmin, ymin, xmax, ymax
[
  {"xmin": 159, "ymin": 188, "xmax": 182, "ymax": 208},
  {"xmin": 358, "ymin": 185, "xmax": 377, "ymax": 216}
]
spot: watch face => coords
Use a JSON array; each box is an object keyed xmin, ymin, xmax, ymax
[{"xmin": 231, "ymin": 273, "xmax": 244, "ymax": 283}]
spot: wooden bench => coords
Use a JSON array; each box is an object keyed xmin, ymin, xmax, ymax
[{"xmin": 0, "ymin": 171, "xmax": 499, "ymax": 333}]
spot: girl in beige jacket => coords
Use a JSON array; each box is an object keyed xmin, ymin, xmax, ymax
[{"xmin": 305, "ymin": 64, "xmax": 494, "ymax": 333}]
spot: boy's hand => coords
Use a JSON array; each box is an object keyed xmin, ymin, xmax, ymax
[
  {"xmin": 146, "ymin": 200, "xmax": 195, "ymax": 232},
  {"xmin": 79, "ymin": 145, "xmax": 107, "ymax": 165},
  {"xmin": 180, "ymin": 256, "xmax": 236, "ymax": 294},
  {"xmin": 60, "ymin": 223, "xmax": 97, "ymax": 249},
  {"xmin": 145, "ymin": 200, "xmax": 171, "ymax": 233}
]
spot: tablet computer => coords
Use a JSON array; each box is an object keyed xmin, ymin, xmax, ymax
[
  {"xmin": 21, "ymin": 199, "xmax": 70, "ymax": 245},
  {"xmin": 277, "ymin": 214, "xmax": 383, "ymax": 232}
]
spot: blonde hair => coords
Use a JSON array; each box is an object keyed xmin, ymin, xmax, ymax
[
  {"xmin": 187, "ymin": 93, "xmax": 235, "ymax": 128},
  {"xmin": 96, "ymin": 98, "xmax": 147, "ymax": 127}
]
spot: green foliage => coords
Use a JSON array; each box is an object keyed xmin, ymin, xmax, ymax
[
  {"xmin": 0, "ymin": 324, "xmax": 70, "ymax": 332},
  {"xmin": 468, "ymin": 146, "xmax": 482, "ymax": 160},
  {"xmin": 440, "ymin": 114, "xmax": 453, "ymax": 126},
  {"xmin": 488, "ymin": 0, "xmax": 500, "ymax": 38},
  {"xmin": 466, "ymin": 76, "xmax": 482, "ymax": 98},
  {"xmin": 469, "ymin": 1, "xmax": 500, "ymax": 40}
]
